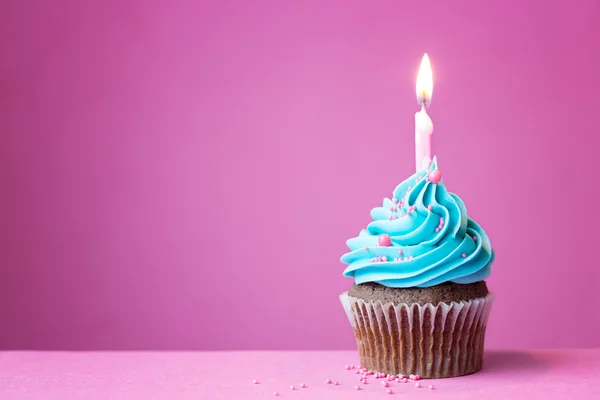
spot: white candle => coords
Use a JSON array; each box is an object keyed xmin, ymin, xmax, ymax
[{"xmin": 415, "ymin": 53, "xmax": 434, "ymax": 171}]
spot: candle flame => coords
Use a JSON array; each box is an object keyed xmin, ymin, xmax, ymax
[{"xmin": 416, "ymin": 53, "xmax": 433, "ymax": 107}]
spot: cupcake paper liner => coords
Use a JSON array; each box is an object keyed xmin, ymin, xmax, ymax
[{"xmin": 340, "ymin": 291, "xmax": 494, "ymax": 378}]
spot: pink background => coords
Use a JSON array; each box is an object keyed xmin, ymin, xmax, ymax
[{"xmin": 1, "ymin": 0, "xmax": 599, "ymax": 350}]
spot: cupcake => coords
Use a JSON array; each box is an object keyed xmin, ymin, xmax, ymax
[{"xmin": 340, "ymin": 157, "xmax": 494, "ymax": 378}]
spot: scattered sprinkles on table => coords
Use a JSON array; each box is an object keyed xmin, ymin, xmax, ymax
[{"xmin": 252, "ymin": 363, "xmax": 441, "ymax": 396}]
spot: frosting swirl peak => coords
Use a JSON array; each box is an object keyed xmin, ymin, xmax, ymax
[{"xmin": 341, "ymin": 157, "xmax": 494, "ymax": 288}]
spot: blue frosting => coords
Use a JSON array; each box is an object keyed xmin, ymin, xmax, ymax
[{"xmin": 341, "ymin": 157, "xmax": 494, "ymax": 288}]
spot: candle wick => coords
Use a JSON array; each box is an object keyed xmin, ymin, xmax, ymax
[{"xmin": 420, "ymin": 90, "xmax": 429, "ymax": 108}]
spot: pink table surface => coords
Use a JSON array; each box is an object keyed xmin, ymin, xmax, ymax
[{"xmin": 0, "ymin": 350, "xmax": 598, "ymax": 399}]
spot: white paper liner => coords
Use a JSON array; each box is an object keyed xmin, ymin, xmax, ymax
[{"xmin": 340, "ymin": 291, "xmax": 494, "ymax": 378}]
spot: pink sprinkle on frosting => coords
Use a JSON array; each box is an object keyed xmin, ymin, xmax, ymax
[{"xmin": 429, "ymin": 170, "xmax": 442, "ymax": 184}]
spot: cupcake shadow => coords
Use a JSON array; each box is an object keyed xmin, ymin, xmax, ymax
[{"xmin": 482, "ymin": 350, "xmax": 549, "ymax": 374}]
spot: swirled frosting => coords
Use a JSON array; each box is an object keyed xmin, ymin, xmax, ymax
[{"xmin": 341, "ymin": 157, "xmax": 494, "ymax": 288}]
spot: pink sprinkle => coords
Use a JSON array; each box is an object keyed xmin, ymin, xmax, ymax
[
  {"xmin": 253, "ymin": 380, "xmax": 259, "ymax": 384},
  {"xmin": 273, "ymin": 391, "xmax": 279, "ymax": 396},
  {"xmin": 409, "ymin": 374, "xmax": 415, "ymax": 380},
  {"xmin": 381, "ymin": 381, "xmax": 389, "ymax": 387},
  {"xmin": 367, "ymin": 371, "xmax": 374, "ymax": 376},
  {"xmin": 402, "ymin": 378, "xmax": 408, "ymax": 383},
  {"xmin": 428, "ymin": 205, "xmax": 432, "ymax": 210},
  {"xmin": 386, "ymin": 389, "xmax": 394, "ymax": 394},
  {"xmin": 351, "ymin": 365, "xmax": 356, "ymax": 369},
  {"xmin": 388, "ymin": 216, "xmax": 392, "ymax": 220},
  {"xmin": 429, "ymin": 170, "xmax": 442, "ymax": 184},
  {"xmin": 409, "ymin": 256, "xmax": 414, "ymax": 260},
  {"xmin": 355, "ymin": 385, "xmax": 361, "ymax": 391},
  {"xmin": 378, "ymin": 234, "xmax": 392, "ymax": 247},
  {"xmin": 300, "ymin": 383, "xmax": 307, "ymax": 388},
  {"xmin": 398, "ymin": 250, "xmax": 403, "ymax": 255},
  {"xmin": 334, "ymin": 381, "xmax": 339, "ymax": 386},
  {"xmin": 462, "ymin": 253, "xmax": 467, "ymax": 258},
  {"xmin": 381, "ymin": 256, "xmax": 388, "ymax": 262},
  {"xmin": 408, "ymin": 186, "xmax": 412, "ymax": 190},
  {"xmin": 363, "ymin": 247, "xmax": 368, "ymax": 251},
  {"xmin": 415, "ymin": 375, "xmax": 421, "ymax": 380},
  {"xmin": 345, "ymin": 364, "xmax": 350, "ymax": 370},
  {"xmin": 290, "ymin": 385, "xmax": 295, "ymax": 390},
  {"xmin": 326, "ymin": 378, "xmax": 332, "ymax": 384},
  {"xmin": 440, "ymin": 217, "xmax": 444, "ymax": 222},
  {"xmin": 429, "ymin": 385, "xmax": 435, "ymax": 390},
  {"xmin": 426, "ymin": 178, "xmax": 430, "ymax": 182},
  {"xmin": 396, "ymin": 378, "xmax": 401, "ymax": 383},
  {"xmin": 389, "ymin": 206, "xmax": 394, "ymax": 211},
  {"xmin": 435, "ymin": 228, "xmax": 440, "ymax": 232},
  {"xmin": 415, "ymin": 382, "xmax": 421, "ymax": 388},
  {"xmin": 473, "ymin": 236, "xmax": 477, "ymax": 241},
  {"xmin": 392, "ymin": 197, "xmax": 398, "ymax": 203}
]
